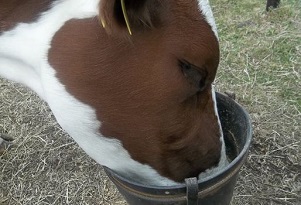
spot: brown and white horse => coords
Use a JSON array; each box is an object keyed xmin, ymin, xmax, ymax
[{"xmin": 0, "ymin": 0, "xmax": 227, "ymax": 186}]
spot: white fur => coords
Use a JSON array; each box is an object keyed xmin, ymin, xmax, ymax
[
  {"xmin": 42, "ymin": 62, "xmax": 177, "ymax": 186},
  {"xmin": 0, "ymin": 0, "xmax": 224, "ymax": 186},
  {"xmin": 196, "ymin": 1, "xmax": 229, "ymax": 179},
  {"xmin": 198, "ymin": 0, "xmax": 219, "ymax": 38},
  {"xmin": 198, "ymin": 86, "xmax": 228, "ymax": 180}
]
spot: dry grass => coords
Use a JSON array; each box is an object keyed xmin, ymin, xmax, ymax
[
  {"xmin": 212, "ymin": 0, "xmax": 301, "ymax": 204},
  {"xmin": 0, "ymin": 0, "xmax": 300, "ymax": 204},
  {"xmin": 0, "ymin": 81, "xmax": 126, "ymax": 205}
]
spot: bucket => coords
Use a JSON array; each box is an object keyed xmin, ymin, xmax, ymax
[{"xmin": 104, "ymin": 92, "xmax": 252, "ymax": 205}]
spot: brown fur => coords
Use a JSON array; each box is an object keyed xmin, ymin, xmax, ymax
[
  {"xmin": 49, "ymin": 0, "xmax": 221, "ymax": 182},
  {"xmin": 99, "ymin": 0, "xmax": 166, "ymax": 36},
  {"xmin": 0, "ymin": 0, "xmax": 53, "ymax": 33}
]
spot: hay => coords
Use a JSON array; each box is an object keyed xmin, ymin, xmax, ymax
[{"xmin": 213, "ymin": 0, "xmax": 301, "ymax": 204}]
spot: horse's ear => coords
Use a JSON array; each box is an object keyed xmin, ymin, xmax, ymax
[{"xmin": 99, "ymin": 0, "xmax": 165, "ymax": 36}]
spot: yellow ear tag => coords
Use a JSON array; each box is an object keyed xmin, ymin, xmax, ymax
[
  {"xmin": 121, "ymin": 0, "xmax": 132, "ymax": 35},
  {"xmin": 100, "ymin": 17, "xmax": 106, "ymax": 28}
]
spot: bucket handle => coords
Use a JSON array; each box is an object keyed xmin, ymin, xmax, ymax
[{"xmin": 185, "ymin": 177, "xmax": 199, "ymax": 205}]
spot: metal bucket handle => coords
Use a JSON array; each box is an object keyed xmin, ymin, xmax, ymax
[{"xmin": 185, "ymin": 177, "xmax": 199, "ymax": 205}]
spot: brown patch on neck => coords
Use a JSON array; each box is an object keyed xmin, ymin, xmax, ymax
[{"xmin": 0, "ymin": 0, "xmax": 53, "ymax": 33}]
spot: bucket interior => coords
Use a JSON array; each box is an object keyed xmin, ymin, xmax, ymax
[{"xmin": 217, "ymin": 92, "xmax": 252, "ymax": 164}]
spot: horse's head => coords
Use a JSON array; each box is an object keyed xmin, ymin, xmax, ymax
[
  {"xmin": 51, "ymin": 0, "xmax": 223, "ymax": 183},
  {"xmin": 98, "ymin": 0, "xmax": 222, "ymax": 181}
]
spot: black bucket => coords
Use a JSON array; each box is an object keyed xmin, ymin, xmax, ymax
[{"xmin": 104, "ymin": 92, "xmax": 252, "ymax": 205}]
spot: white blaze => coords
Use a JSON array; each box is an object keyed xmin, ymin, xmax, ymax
[
  {"xmin": 198, "ymin": 86, "xmax": 229, "ymax": 180},
  {"xmin": 198, "ymin": 0, "xmax": 219, "ymax": 39}
]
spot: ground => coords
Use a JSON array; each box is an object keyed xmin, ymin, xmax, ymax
[{"xmin": 0, "ymin": 0, "xmax": 300, "ymax": 204}]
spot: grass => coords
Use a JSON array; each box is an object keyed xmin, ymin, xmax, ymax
[
  {"xmin": 0, "ymin": 0, "xmax": 300, "ymax": 204},
  {"xmin": 0, "ymin": 82, "xmax": 126, "ymax": 204},
  {"xmin": 212, "ymin": 0, "xmax": 301, "ymax": 204}
]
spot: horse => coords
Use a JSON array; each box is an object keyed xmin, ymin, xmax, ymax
[{"xmin": 0, "ymin": 0, "xmax": 227, "ymax": 186}]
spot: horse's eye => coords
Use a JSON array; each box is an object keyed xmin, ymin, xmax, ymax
[
  {"xmin": 179, "ymin": 60, "xmax": 207, "ymax": 91},
  {"xmin": 180, "ymin": 60, "xmax": 192, "ymax": 71}
]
